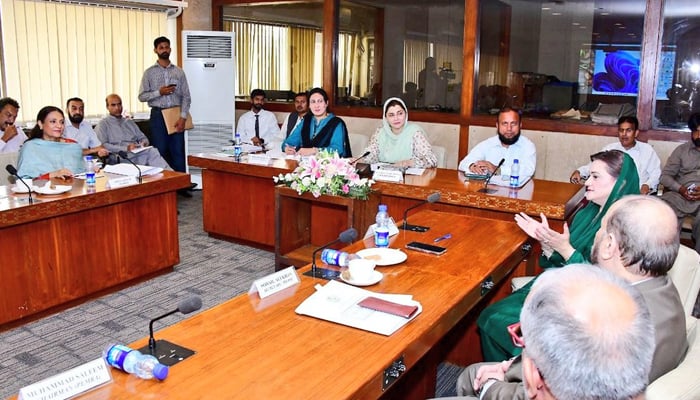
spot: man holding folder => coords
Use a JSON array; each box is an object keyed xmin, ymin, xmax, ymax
[{"xmin": 139, "ymin": 36, "xmax": 192, "ymax": 176}]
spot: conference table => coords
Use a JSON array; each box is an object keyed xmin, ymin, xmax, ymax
[
  {"xmin": 67, "ymin": 210, "xmax": 531, "ymax": 399},
  {"xmin": 188, "ymin": 154, "xmax": 584, "ymax": 250},
  {"xmin": 0, "ymin": 170, "xmax": 191, "ymax": 329},
  {"xmin": 188, "ymin": 153, "xmax": 585, "ymax": 265}
]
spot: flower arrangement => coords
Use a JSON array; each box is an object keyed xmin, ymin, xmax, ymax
[{"xmin": 273, "ymin": 150, "xmax": 374, "ymax": 199}]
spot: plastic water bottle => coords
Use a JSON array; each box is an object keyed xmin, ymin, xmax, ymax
[
  {"xmin": 104, "ymin": 344, "xmax": 169, "ymax": 381},
  {"xmin": 321, "ymin": 249, "xmax": 359, "ymax": 267},
  {"xmin": 234, "ymin": 132, "xmax": 242, "ymax": 161},
  {"xmin": 510, "ymin": 159, "xmax": 520, "ymax": 187},
  {"xmin": 375, "ymin": 204, "xmax": 390, "ymax": 248},
  {"xmin": 84, "ymin": 156, "xmax": 96, "ymax": 186}
]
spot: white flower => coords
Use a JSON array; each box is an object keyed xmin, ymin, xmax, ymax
[{"xmin": 301, "ymin": 176, "xmax": 311, "ymax": 187}]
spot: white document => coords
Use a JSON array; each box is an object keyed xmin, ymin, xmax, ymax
[
  {"xmin": 103, "ymin": 164, "xmax": 162, "ymax": 177},
  {"xmin": 487, "ymin": 176, "xmax": 531, "ymax": 188},
  {"xmin": 129, "ymin": 145, "xmax": 153, "ymax": 154},
  {"xmin": 295, "ymin": 280, "xmax": 421, "ymax": 336}
]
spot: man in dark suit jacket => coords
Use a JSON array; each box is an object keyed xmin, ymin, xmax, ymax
[{"xmin": 448, "ymin": 195, "xmax": 688, "ymax": 399}]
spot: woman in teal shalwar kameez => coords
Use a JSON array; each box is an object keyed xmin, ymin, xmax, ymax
[{"xmin": 477, "ymin": 150, "xmax": 640, "ymax": 361}]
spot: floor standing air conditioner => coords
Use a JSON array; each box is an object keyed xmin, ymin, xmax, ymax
[{"xmin": 182, "ymin": 30, "xmax": 236, "ymax": 188}]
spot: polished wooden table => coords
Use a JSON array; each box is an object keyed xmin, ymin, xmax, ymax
[
  {"xmin": 0, "ymin": 171, "xmax": 191, "ymax": 329},
  {"xmin": 374, "ymin": 168, "xmax": 585, "ymax": 226},
  {"xmin": 188, "ymin": 154, "xmax": 583, "ymax": 249},
  {"xmin": 188, "ymin": 154, "xmax": 295, "ymax": 248},
  {"xmin": 67, "ymin": 211, "xmax": 530, "ymax": 400}
]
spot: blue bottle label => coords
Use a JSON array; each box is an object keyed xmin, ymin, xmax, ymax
[
  {"xmin": 509, "ymin": 176, "xmax": 519, "ymax": 187},
  {"xmin": 105, "ymin": 344, "xmax": 131, "ymax": 371},
  {"xmin": 321, "ymin": 249, "xmax": 343, "ymax": 265},
  {"xmin": 375, "ymin": 229, "xmax": 389, "ymax": 247}
]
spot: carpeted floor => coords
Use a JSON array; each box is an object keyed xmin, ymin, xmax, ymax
[{"xmin": 0, "ymin": 190, "xmax": 463, "ymax": 398}]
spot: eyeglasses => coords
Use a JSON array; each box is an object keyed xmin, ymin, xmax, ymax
[{"xmin": 507, "ymin": 322, "xmax": 525, "ymax": 348}]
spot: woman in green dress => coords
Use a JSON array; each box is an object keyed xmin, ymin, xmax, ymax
[{"xmin": 477, "ymin": 149, "xmax": 640, "ymax": 361}]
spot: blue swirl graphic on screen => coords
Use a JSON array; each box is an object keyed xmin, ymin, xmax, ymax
[{"xmin": 592, "ymin": 51, "xmax": 640, "ymax": 94}]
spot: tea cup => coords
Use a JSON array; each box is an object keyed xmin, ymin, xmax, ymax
[{"xmin": 348, "ymin": 258, "xmax": 376, "ymax": 282}]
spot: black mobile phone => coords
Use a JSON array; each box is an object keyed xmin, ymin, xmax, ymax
[
  {"xmin": 405, "ymin": 241, "xmax": 447, "ymax": 255},
  {"xmin": 168, "ymin": 84, "xmax": 177, "ymax": 87}
]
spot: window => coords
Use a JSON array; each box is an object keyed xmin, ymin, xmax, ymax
[
  {"xmin": 0, "ymin": 0, "xmax": 170, "ymax": 122},
  {"xmin": 337, "ymin": 0, "xmax": 464, "ymax": 112},
  {"xmin": 475, "ymin": 0, "xmax": 645, "ymax": 120},
  {"xmin": 222, "ymin": 2, "xmax": 323, "ymax": 101},
  {"xmin": 653, "ymin": 0, "xmax": 700, "ymax": 130}
]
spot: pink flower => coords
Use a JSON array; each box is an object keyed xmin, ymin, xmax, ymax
[{"xmin": 342, "ymin": 184, "xmax": 350, "ymax": 193}]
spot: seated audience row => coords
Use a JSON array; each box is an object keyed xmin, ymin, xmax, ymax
[
  {"xmin": 14, "ymin": 94, "xmax": 172, "ymax": 180},
  {"xmin": 238, "ymin": 88, "xmax": 438, "ymax": 166}
]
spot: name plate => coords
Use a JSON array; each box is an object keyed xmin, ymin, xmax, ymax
[
  {"xmin": 373, "ymin": 169, "xmax": 403, "ymax": 183},
  {"xmin": 19, "ymin": 358, "xmax": 112, "ymax": 400},
  {"xmin": 248, "ymin": 153, "xmax": 271, "ymax": 165},
  {"xmin": 251, "ymin": 266, "xmax": 300, "ymax": 298},
  {"xmin": 107, "ymin": 175, "xmax": 138, "ymax": 188}
]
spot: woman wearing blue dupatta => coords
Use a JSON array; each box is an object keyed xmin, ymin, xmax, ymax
[
  {"xmin": 477, "ymin": 150, "xmax": 640, "ymax": 361},
  {"xmin": 282, "ymin": 87, "xmax": 352, "ymax": 158},
  {"xmin": 17, "ymin": 106, "xmax": 84, "ymax": 179},
  {"xmin": 363, "ymin": 97, "xmax": 437, "ymax": 168}
]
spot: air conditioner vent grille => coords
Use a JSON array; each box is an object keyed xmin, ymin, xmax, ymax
[{"xmin": 186, "ymin": 35, "xmax": 232, "ymax": 59}]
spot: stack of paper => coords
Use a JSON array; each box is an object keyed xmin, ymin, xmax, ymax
[
  {"xmin": 295, "ymin": 280, "xmax": 422, "ymax": 335},
  {"xmin": 104, "ymin": 164, "xmax": 163, "ymax": 177}
]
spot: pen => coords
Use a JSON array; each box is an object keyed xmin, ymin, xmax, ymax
[{"xmin": 434, "ymin": 233, "xmax": 452, "ymax": 243}]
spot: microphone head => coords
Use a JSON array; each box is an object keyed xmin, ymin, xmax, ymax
[
  {"xmin": 427, "ymin": 192, "xmax": 441, "ymax": 203},
  {"xmin": 117, "ymin": 151, "xmax": 129, "ymax": 158},
  {"xmin": 177, "ymin": 296, "xmax": 203, "ymax": 314},
  {"xmin": 5, "ymin": 164, "xmax": 17, "ymax": 175},
  {"xmin": 339, "ymin": 228, "xmax": 358, "ymax": 243}
]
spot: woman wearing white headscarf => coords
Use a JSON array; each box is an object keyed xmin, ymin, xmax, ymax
[{"xmin": 363, "ymin": 97, "xmax": 437, "ymax": 168}]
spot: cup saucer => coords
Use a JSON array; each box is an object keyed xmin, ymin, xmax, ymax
[{"xmin": 340, "ymin": 270, "xmax": 383, "ymax": 286}]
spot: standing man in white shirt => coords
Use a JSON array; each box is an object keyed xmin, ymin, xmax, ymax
[
  {"xmin": 63, "ymin": 97, "xmax": 109, "ymax": 158},
  {"xmin": 570, "ymin": 116, "xmax": 661, "ymax": 194},
  {"xmin": 237, "ymin": 89, "xmax": 280, "ymax": 148},
  {"xmin": 0, "ymin": 97, "xmax": 27, "ymax": 153},
  {"xmin": 458, "ymin": 107, "xmax": 536, "ymax": 183}
]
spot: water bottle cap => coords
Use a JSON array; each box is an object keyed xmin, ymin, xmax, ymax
[
  {"xmin": 84, "ymin": 155, "xmax": 93, "ymax": 160},
  {"xmin": 378, "ymin": 204, "xmax": 387, "ymax": 212},
  {"xmin": 513, "ymin": 159, "xmax": 519, "ymax": 163},
  {"xmin": 153, "ymin": 363, "xmax": 169, "ymax": 380}
]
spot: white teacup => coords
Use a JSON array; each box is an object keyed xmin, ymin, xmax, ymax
[
  {"xmin": 348, "ymin": 258, "xmax": 376, "ymax": 282},
  {"xmin": 15, "ymin": 177, "xmax": 33, "ymax": 192}
]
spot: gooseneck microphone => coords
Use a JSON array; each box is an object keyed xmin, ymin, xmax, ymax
[
  {"xmin": 478, "ymin": 158, "xmax": 505, "ymax": 194},
  {"xmin": 139, "ymin": 296, "xmax": 202, "ymax": 366},
  {"xmin": 117, "ymin": 150, "xmax": 143, "ymax": 183},
  {"xmin": 147, "ymin": 296, "xmax": 202, "ymax": 351},
  {"xmin": 400, "ymin": 192, "xmax": 441, "ymax": 232},
  {"xmin": 6, "ymin": 164, "xmax": 33, "ymax": 204},
  {"xmin": 309, "ymin": 228, "xmax": 358, "ymax": 279},
  {"xmin": 350, "ymin": 151, "xmax": 371, "ymax": 165}
]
